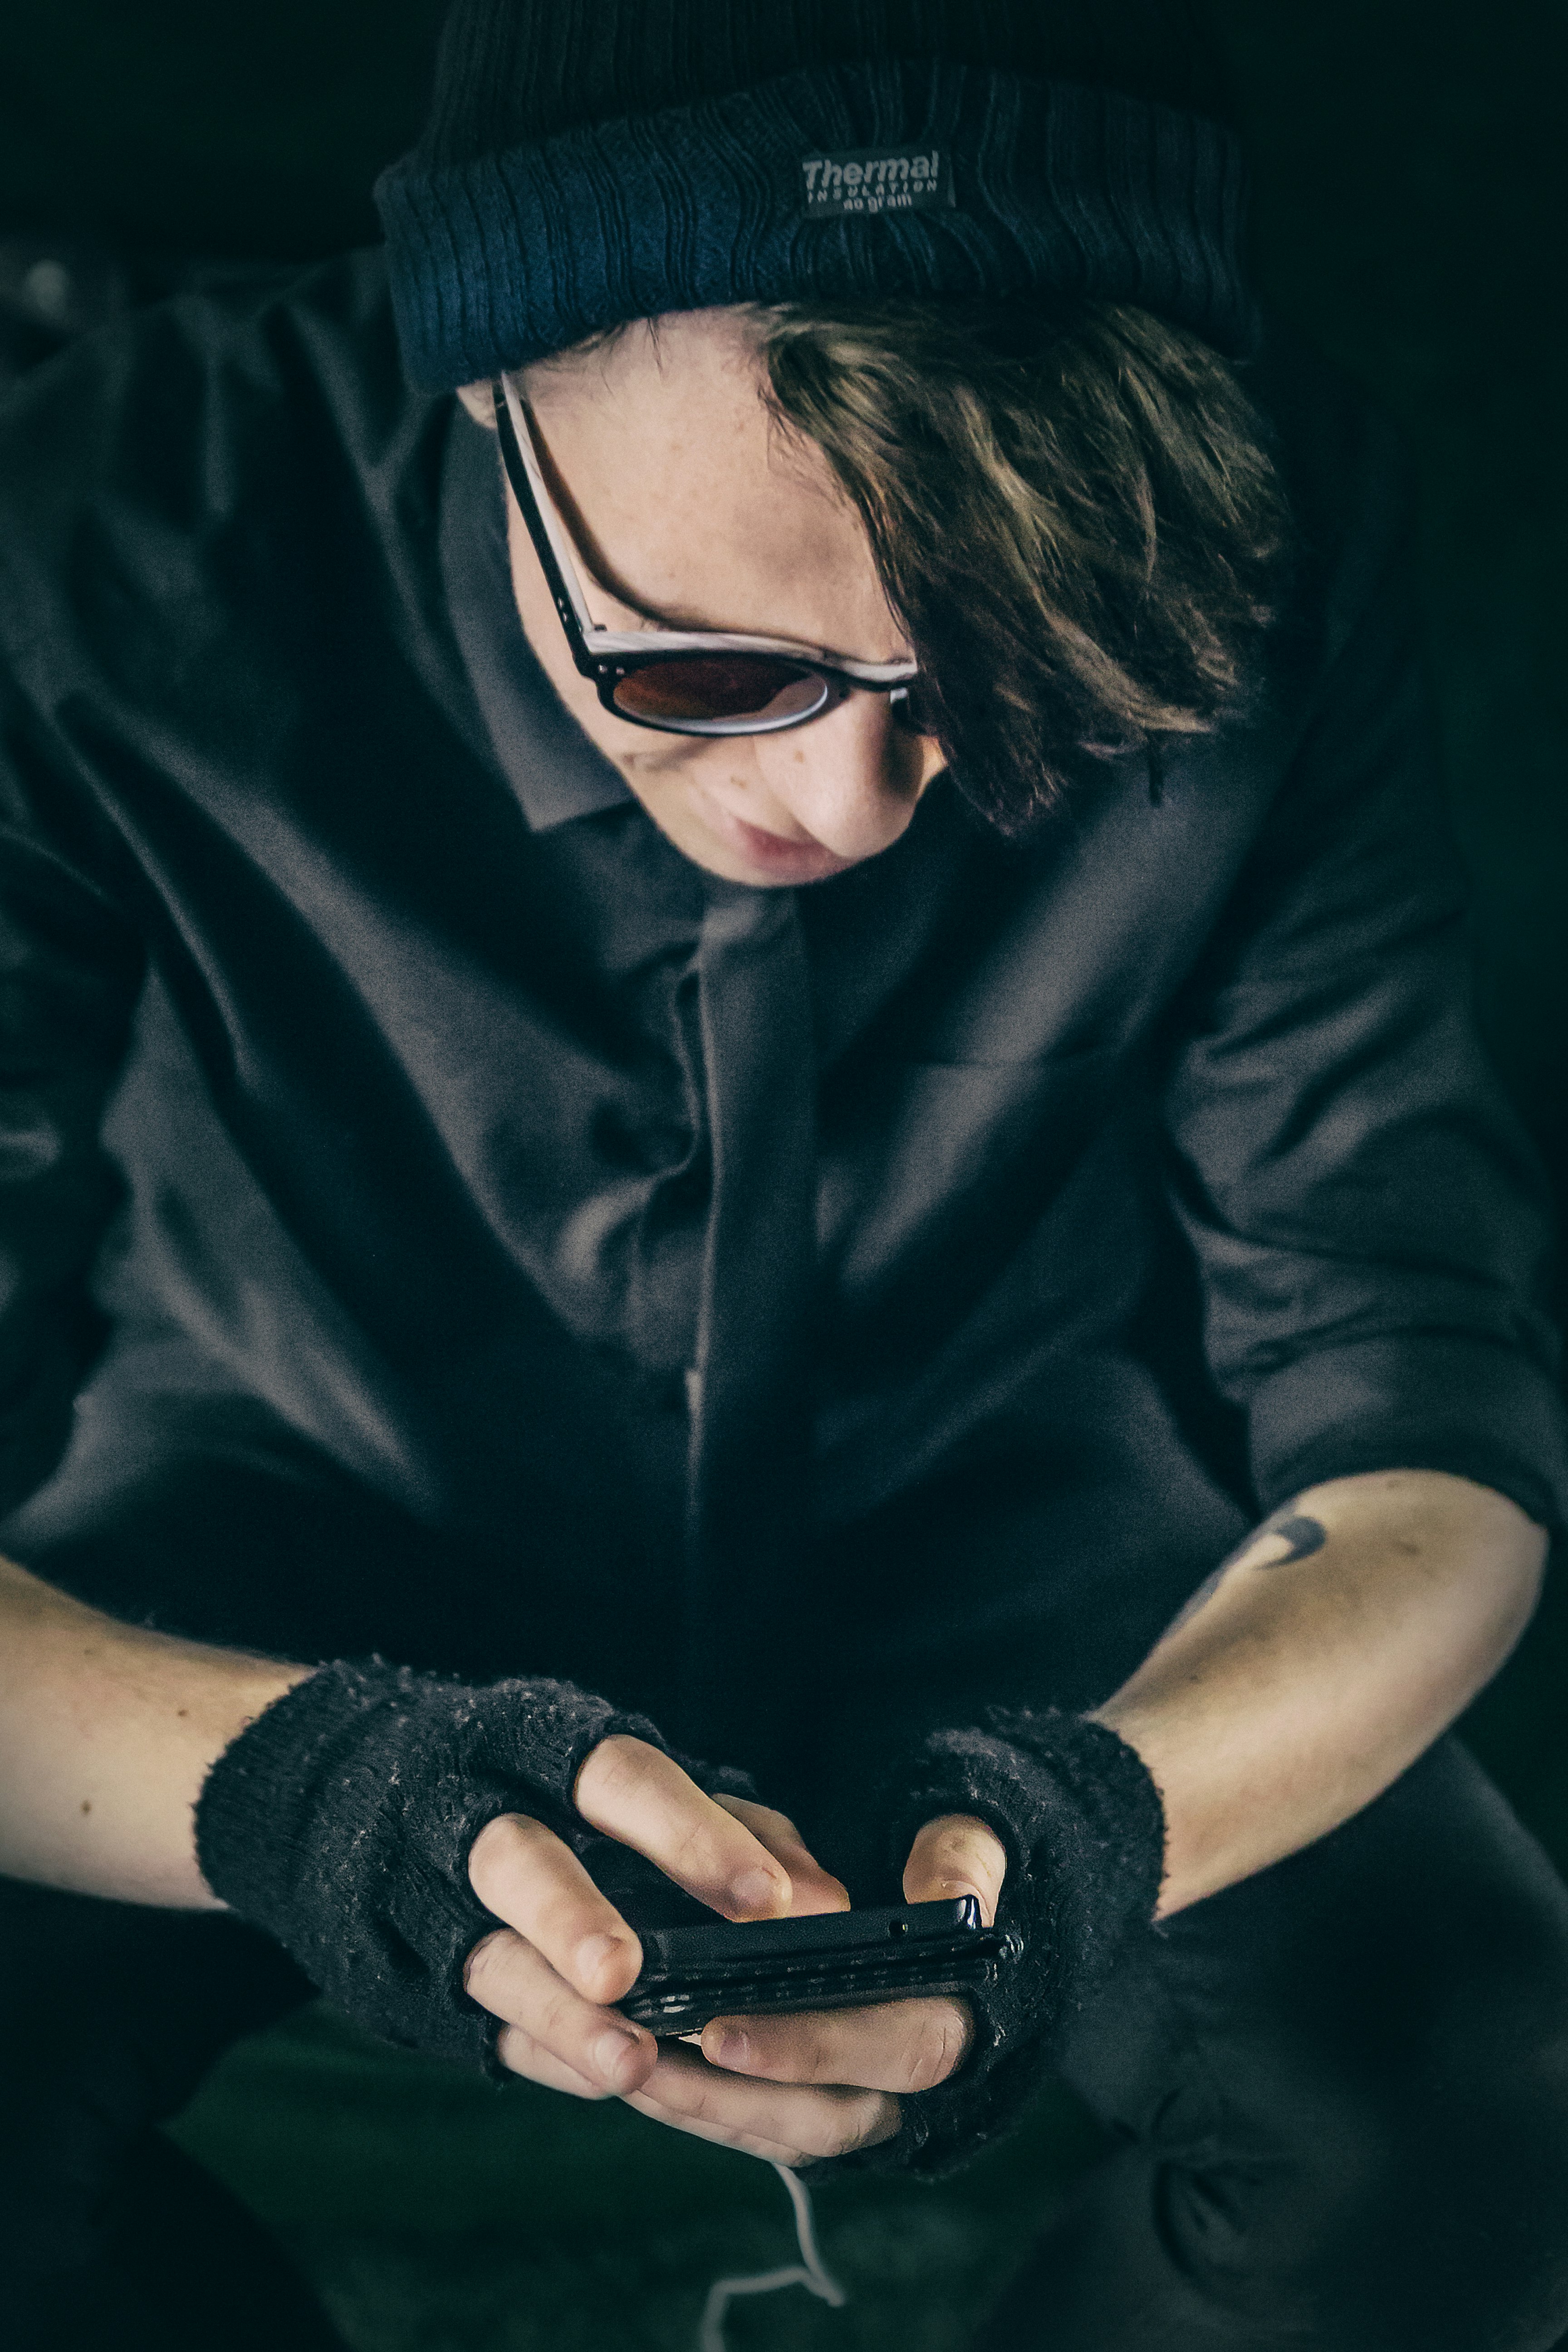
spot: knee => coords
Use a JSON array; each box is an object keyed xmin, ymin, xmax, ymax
[
  {"xmin": 1374, "ymin": 2046, "xmax": 1568, "ymax": 2349},
  {"xmin": 1159, "ymin": 2046, "xmax": 1568, "ymax": 2350}
]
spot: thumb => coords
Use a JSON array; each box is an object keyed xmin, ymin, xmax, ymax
[{"xmin": 903, "ymin": 1812, "xmax": 1008, "ymax": 1927}]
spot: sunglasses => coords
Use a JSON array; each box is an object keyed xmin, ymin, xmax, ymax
[{"xmin": 491, "ymin": 375, "xmax": 934, "ymax": 740}]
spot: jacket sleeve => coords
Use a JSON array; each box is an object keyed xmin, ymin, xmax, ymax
[
  {"xmin": 1160, "ymin": 459, "xmax": 1568, "ymax": 1533},
  {"xmin": 0, "ymin": 668, "xmax": 144, "ymax": 1514}
]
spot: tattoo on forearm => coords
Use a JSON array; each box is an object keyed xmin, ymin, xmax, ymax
[
  {"xmin": 1164, "ymin": 1509, "xmax": 1329, "ymax": 1636},
  {"xmin": 1223, "ymin": 1509, "xmax": 1328, "ymax": 1573}
]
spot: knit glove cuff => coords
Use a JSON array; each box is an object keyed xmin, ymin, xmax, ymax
[
  {"xmin": 195, "ymin": 1658, "xmax": 755, "ymax": 2070},
  {"xmin": 813, "ymin": 1709, "xmax": 1165, "ymax": 2181}
]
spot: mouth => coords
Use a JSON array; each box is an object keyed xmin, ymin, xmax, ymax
[{"xmin": 697, "ymin": 792, "xmax": 858, "ymax": 885}]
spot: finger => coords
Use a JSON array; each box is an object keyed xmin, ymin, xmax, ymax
[
  {"xmin": 494, "ymin": 2022, "xmax": 615, "ymax": 2102},
  {"xmin": 714, "ymin": 1797, "xmax": 851, "ymax": 1917},
  {"xmin": 624, "ymin": 2086, "xmax": 817, "ymax": 2169},
  {"xmin": 574, "ymin": 1735, "xmax": 792, "ymax": 1921},
  {"xmin": 624, "ymin": 2042, "xmax": 899, "ymax": 2166},
  {"xmin": 903, "ymin": 1812, "xmax": 1009, "ymax": 1926},
  {"xmin": 463, "ymin": 1926, "xmax": 657, "ymax": 2095},
  {"xmin": 701, "ymin": 1994, "xmax": 973, "ymax": 2095},
  {"xmin": 468, "ymin": 1811, "xmax": 642, "ymax": 2003}
]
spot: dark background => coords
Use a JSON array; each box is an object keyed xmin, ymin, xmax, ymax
[
  {"xmin": 1, "ymin": 0, "xmax": 1565, "ymax": 1851},
  {"xmin": 2, "ymin": 10, "xmax": 1565, "ymax": 2340}
]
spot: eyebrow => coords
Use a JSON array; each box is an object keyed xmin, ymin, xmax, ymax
[
  {"xmin": 568, "ymin": 514, "xmax": 832, "ymax": 643},
  {"xmin": 510, "ymin": 382, "xmax": 910, "ymax": 663},
  {"xmin": 580, "ymin": 561, "xmax": 732, "ymax": 638},
  {"xmin": 578, "ymin": 546, "xmax": 902, "ymax": 663}
]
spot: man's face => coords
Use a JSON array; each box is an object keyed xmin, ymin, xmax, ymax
[{"xmin": 461, "ymin": 312, "xmax": 945, "ymax": 887}]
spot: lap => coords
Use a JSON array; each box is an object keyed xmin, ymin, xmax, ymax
[
  {"xmin": 0, "ymin": 1877, "xmax": 342, "ymax": 2348},
  {"xmin": 0, "ymin": 1874, "xmax": 310, "ymax": 2302},
  {"xmin": 1044, "ymin": 1736, "xmax": 1568, "ymax": 2346},
  {"xmin": 0, "ymin": 1877, "xmax": 310, "ymax": 2134}
]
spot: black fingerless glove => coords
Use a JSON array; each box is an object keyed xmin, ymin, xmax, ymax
[
  {"xmin": 194, "ymin": 1659, "xmax": 756, "ymax": 2070},
  {"xmin": 814, "ymin": 1708, "xmax": 1165, "ymax": 2182}
]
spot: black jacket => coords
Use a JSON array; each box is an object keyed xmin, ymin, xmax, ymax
[{"xmin": 0, "ymin": 253, "xmax": 1560, "ymax": 1736}]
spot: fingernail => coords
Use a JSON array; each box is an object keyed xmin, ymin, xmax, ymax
[
  {"xmin": 709, "ymin": 2027, "xmax": 750, "ymax": 2071},
  {"xmin": 574, "ymin": 1931, "xmax": 624, "ymax": 1984},
  {"xmin": 730, "ymin": 1867, "xmax": 783, "ymax": 1913},
  {"xmin": 593, "ymin": 2028, "xmax": 643, "ymax": 2085}
]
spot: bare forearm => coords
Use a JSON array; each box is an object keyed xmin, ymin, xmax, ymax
[
  {"xmin": 0, "ymin": 1554, "xmax": 309, "ymax": 1906},
  {"xmin": 1093, "ymin": 1470, "xmax": 1546, "ymax": 1917}
]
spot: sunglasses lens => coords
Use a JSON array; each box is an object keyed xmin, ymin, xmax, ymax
[{"xmin": 612, "ymin": 657, "xmax": 829, "ymax": 728}]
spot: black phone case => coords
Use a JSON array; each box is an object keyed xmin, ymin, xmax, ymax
[{"xmin": 617, "ymin": 1896, "xmax": 1022, "ymax": 2035}]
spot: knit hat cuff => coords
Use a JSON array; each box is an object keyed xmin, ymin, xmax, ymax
[{"xmin": 374, "ymin": 58, "xmax": 1258, "ymax": 388}]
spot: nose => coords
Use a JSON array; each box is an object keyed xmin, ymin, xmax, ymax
[{"xmin": 750, "ymin": 687, "xmax": 933, "ymax": 862}]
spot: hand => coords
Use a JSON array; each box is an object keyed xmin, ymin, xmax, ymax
[
  {"xmin": 629, "ymin": 1810, "xmax": 1009, "ymax": 2168},
  {"xmin": 462, "ymin": 1734, "xmax": 847, "ymax": 2105}
]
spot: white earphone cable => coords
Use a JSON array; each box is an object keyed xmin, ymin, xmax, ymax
[{"xmin": 696, "ymin": 2159, "xmax": 848, "ymax": 2351}]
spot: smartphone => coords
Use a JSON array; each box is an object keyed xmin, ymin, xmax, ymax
[{"xmin": 617, "ymin": 1896, "xmax": 1022, "ymax": 2037}]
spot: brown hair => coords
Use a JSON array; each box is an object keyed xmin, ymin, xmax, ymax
[{"xmin": 754, "ymin": 297, "xmax": 1293, "ymax": 833}]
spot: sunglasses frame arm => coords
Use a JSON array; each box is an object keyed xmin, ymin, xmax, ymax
[{"xmin": 493, "ymin": 376, "xmax": 608, "ymax": 685}]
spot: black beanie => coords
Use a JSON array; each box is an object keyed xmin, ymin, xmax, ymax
[{"xmin": 374, "ymin": 0, "xmax": 1257, "ymax": 387}]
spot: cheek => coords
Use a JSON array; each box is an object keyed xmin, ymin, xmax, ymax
[{"xmin": 625, "ymin": 744, "xmax": 753, "ymax": 818}]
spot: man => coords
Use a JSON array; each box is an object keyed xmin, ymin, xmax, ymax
[{"xmin": 2, "ymin": 2, "xmax": 1568, "ymax": 2347}]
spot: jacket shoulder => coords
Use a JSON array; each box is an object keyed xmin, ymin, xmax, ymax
[{"xmin": 0, "ymin": 250, "xmax": 444, "ymax": 670}]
